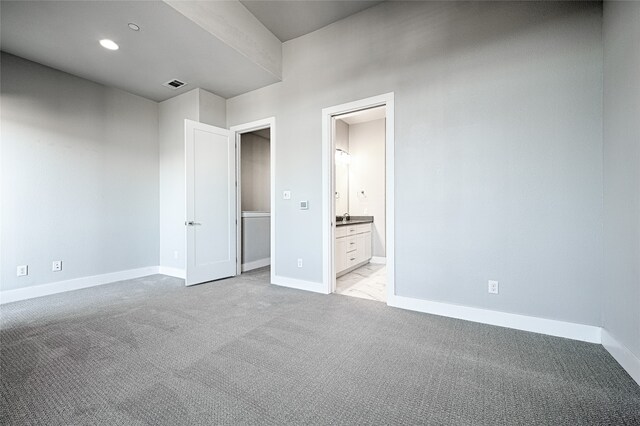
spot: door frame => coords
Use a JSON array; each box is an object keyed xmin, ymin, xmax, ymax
[
  {"xmin": 230, "ymin": 117, "xmax": 276, "ymax": 284},
  {"xmin": 321, "ymin": 93, "xmax": 395, "ymax": 299}
]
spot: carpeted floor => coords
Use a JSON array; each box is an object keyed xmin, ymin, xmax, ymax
[{"xmin": 1, "ymin": 267, "xmax": 639, "ymax": 425}]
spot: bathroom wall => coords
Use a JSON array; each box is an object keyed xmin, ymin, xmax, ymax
[
  {"xmin": 335, "ymin": 119, "xmax": 349, "ymax": 216},
  {"xmin": 348, "ymin": 118, "xmax": 386, "ymax": 258}
]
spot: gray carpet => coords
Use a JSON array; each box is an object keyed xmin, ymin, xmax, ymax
[{"xmin": 1, "ymin": 268, "xmax": 639, "ymax": 425}]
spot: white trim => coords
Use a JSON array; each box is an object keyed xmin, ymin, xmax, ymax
[
  {"xmin": 271, "ymin": 275, "xmax": 328, "ymax": 294},
  {"xmin": 322, "ymin": 93, "xmax": 395, "ymax": 297},
  {"xmin": 387, "ymin": 294, "xmax": 602, "ymax": 344},
  {"xmin": 158, "ymin": 266, "xmax": 186, "ymax": 279},
  {"xmin": 370, "ymin": 256, "xmax": 386, "ymax": 265},
  {"xmin": 242, "ymin": 257, "xmax": 271, "ymax": 272},
  {"xmin": 602, "ymin": 329, "xmax": 640, "ymax": 386},
  {"xmin": 0, "ymin": 266, "xmax": 160, "ymax": 304},
  {"xmin": 241, "ymin": 211, "xmax": 270, "ymax": 218},
  {"xmin": 230, "ymin": 117, "xmax": 276, "ymax": 285}
]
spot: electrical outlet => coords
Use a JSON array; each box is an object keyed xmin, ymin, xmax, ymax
[
  {"xmin": 488, "ymin": 280, "xmax": 499, "ymax": 294},
  {"xmin": 17, "ymin": 265, "xmax": 28, "ymax": 277},
  {"xmin": 52, "ymin": 261, "xmax": 62, "ymax": 272},
  {"xmin": 283, "ymin": 190, "xmax": 291, "ymax": 200},
  {"xmin": 297, "ymin": 258, "xmax": 303, "ymax": 268}
]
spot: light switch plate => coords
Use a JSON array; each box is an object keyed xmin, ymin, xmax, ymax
[{"xmin": 283, "ymin": 190, "xmax": 291, "ymax": 200}]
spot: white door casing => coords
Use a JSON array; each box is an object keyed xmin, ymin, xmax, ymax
[
  {"xmin": 321, "ymin": 93, "xmax": 395, "ymax": 298},
  {"xmin": 185, "ymin": 119, "xmax": 236, "ymax": 286},
  {"xmin": 229, "ymin": 117, "xmax": 276, "ymax": 285}
]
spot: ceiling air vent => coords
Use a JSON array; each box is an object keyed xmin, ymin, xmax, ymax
[{"xmin": 162, "ymin": 79, "xmax": 187, "ymax": 90}]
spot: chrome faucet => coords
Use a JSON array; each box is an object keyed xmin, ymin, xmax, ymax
[{"xmin": 342, "ymin": 212, "xmax": 350, "ymax": 223}]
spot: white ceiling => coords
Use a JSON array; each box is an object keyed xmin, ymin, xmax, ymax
[
  {"xmin": 1, "ymin": 1, "xmax": 385, "ymax": 102},
  {"xmin": 240, "ymin": 0, "xmax": 384, "ymax": 42},
  {"xmin": 0, "ymin": 1, "xmax": 280, "ymax": 102},
  {"xmin": 337, "ymin": 106, "xmax": 386, "ymax": 125}
]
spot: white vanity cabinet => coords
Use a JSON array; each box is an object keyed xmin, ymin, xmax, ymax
[{"xmin": 335, "ymin": 222, "xmax": 372, "ymax": 276}]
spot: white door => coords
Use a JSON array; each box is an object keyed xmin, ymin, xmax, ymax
[{"xmin": 185, "ymin": 119, "xmax": 236, "ymax": 286}]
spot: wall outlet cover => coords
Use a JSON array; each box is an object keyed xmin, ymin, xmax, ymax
[
  {"xmin": 283, "ymin": 190, "xmax": 291, "ymax": 200},
  {"xmin": 488, "ymin": 280, "xmax": 499, "ymax": 294},
  {"xmin": 52, "ymin": 261, "xmax": 62, "ymax": 272},
  {"xmin": 17, "ymin": 265, "xmax": 28, "ymax": 277},
  {"xmin": 297, "ymin": 258, "xmax": 303, "ymax": 268}
]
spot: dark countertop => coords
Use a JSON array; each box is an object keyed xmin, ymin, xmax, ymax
[{"xmin": 335, "ymin": 216, "xmax": 373, "ymax": 227}]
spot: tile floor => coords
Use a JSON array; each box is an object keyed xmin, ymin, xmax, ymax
[{"xmin": 335, "ymin": 263, "xmax": 386, "ymax": 302}]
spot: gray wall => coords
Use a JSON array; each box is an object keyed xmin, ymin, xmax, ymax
[
  {"xmin": 348, "ymin": 118, "xmax": 386, "ymax": 257},
  {"xmin": 602, "ymin": 1, "xmax": 640, "ymax": 358},
  {"xmin": 1, "ymin": 52, "xmax": 159, "ymax": 291},
  {"xmin": 227, "ymin": 1, "xmax": 604, "ymax": 325},
  {"xmin": 158, "ymin": 88, "xmax": 226, "ymax": 271},
  {"xmin": 242, "ymin": 215, "xmax": 270, "ymax": 265},
  {"xmin": 241, "ymin": 132, "xmax": 270, "ymax": 212},
  {"xmin": 159, "ymin": 89, "xmax": 198, "ymax": 271}
]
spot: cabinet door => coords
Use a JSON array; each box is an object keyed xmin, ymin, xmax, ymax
[
  {"xmin": 356, "ymin": 233, "xmax": 366, "ymax": 263},
  {"xmin": 335, "ymin": 237, "xmax": 348, "ymax": 274},
  {"xmin": 364, "ymin": 232, "xmax": 372, "ymax": 260}
]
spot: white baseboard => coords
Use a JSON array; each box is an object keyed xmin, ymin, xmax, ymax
[
  {"xmin": 602, "ymin": 329, "xmax": 640, "ymax": 386},
  {"xmin": 387, "ymin": 294, "xmax": 602, "ymax": 344},
  {"xmin": 0, "ymin": 266, "xmax": 160, "ymax": 305},
  {"xmin": 370, "ymin": 256, "xmax": 386, "ymax": 264},
  {"xmin": 158, "ymin": 266, "xmax": 186, "ymax": 279},
  {"xmin": 242, "ymin": 257, "xmax": 270, "ymax": 272},
  {"xmin": 271, "ymin": 275, "xmax": 327, "ymax": 294}
]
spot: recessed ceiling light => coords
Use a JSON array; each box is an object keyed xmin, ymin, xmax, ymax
[
  {"xmin": 128, "ymin": 23, "xmax": 140, "ymax": 31},
  {"xmin": 99, "ymin": 39, "xmax": 119, "ymax": 50}
]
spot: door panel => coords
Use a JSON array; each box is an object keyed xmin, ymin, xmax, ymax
[{"xmin": 185, "ymin": 120, "xmax": 236, "ymax": 286}]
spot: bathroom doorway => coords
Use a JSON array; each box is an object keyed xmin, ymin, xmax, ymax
[
  {"xmin": 321, "ymin": 93, "xmax": 395, "ymax": 302},
  {"xmin": 231, "ymin": 118, "xmax": 276, "ymax": 284}
]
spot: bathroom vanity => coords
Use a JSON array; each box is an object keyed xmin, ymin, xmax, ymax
[{"xmin": 335, "ymin": 216, "xmax": 373, "ymax": 277}]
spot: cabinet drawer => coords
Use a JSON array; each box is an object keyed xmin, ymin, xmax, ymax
[
  {"xmin": 345, "ymin": 225, "xmax": 358, "ymax": 236},
  {"xmin": 346, "ymin": 236, "xmax": 357, "ymax": 252},
  {"xmin": 347, "ymin": 252, "xmax": 359, "ymax": 267},
  {"xmin": 356, "ymin": 223, "xmax": 371, "ymax": 234},
  {"xmin": 335, "ymin": 226, "xmax": 348, "ymax": 238}
]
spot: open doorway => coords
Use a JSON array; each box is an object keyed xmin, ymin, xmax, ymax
[
  {"xmin": 322, "ymin": 93, "xmax": 395, "ymax": 302},
  {"xmin": 230, "ymin": 118, "xmax": 276, "ymax": 284},
  {"xmin": 334, "ymin": 107, "xmax": 387, "ymax": 301}
]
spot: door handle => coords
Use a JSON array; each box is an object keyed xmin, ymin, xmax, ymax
[{"xmin": 185, "ymin": 221, "xmax": 202, "ymax": 226}]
